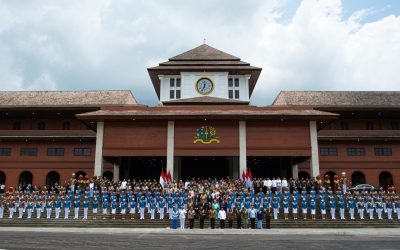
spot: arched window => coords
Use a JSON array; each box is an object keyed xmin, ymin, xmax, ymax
[
  {"xmin": 13, "ymin": 121, "xmax": 21, "ymax": 130},
  {"xmin": 325, "ymin": 171, "xmax": 336, "ymax": 189},
  {"xmin": 103, "ymin": 171, "xmax": 113, "ymax": 181},
  {"xmin": 62, "ymin": 121, "xmax": 71, "ymax": 130},
  {"xmin": 351, "ymin": 171, "xmax": 366, "ymax": 186},
  {"xmin": 0, "ymin": 171, "xmax": 5, "ymax": 185},
  {"xmin": 379, "ymin": 171, "xmax": 393, "ymax": 191},
  {"xmin": 37, "ymin": 121, "xmax": 46, "ymax": 130},
  {"xmin": 19, "ymin": 171, "xmax": 33, "ymax": 190},
  {"xmin": 298, "ymin": 171, "xmax": 310, "ymax": 180},
  {"xmin": 46, "ymin": 171, "xmax": 60, "ymax": 188}
]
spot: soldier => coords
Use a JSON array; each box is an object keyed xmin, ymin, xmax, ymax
[
  {"xmin": 283, "ymin": 197, "xmax": 289, "ymax": 220},
  {"xmin": 8, "ymin": 199, "xmax": 15, "ymax": 219},
  {"xmin": 273, "ymin": 197, "xmax": 279, "ymax": 220},
  {"xmin": 36, "ymin": 199, "xmax": 43, "ymax": 219},
  {"xmin": 149, "ymin": 199, "xmax": 156, "ymax": 220},
  {"xmin": 139, "ymin": 196, "xmax": 146, "ymax": 220},
  {"xmin": 73, "ymin": 195, "xmax": 80, "ymax": 219},
  {"xmin": 320, "ymin": 199, "xmax": 326, "ymax": 220},
  {"xmin": 376, "ymin": 198, "xmax": 383, "ymax": 220},
  {"xmin": 111, "ymin": 198, "xmax": 117, "ymax": 220},
  {"xmin": 329, "ymin": 200, "xmax": 336, "ymax": 220},
  {"xmin": 120, "ymin": 196, "xmax": 127, "ymax": 220},
  {"xmin": 301, "ymin": 197, "xmax": 308, "ymax": 220},
  {"xmin": 386, "ymin": 201, "xmax": 393, "ymax": 220},
  {"xmin": 158, "ymin": 197, "xmax": 165, "ymax": 220},
  {"xmin": 64, "ymin": 197, "xmax": 71, "ymax": 219},
  {"xmin": 347, "ymin": 197, "xmax": 355, "ymax": 220},
  {"xmin": 357, "ymin": 199, "xmax": 364, "ymax": 220},
  {"xmin": 129, "ymin": 197, "xmax": 136, "ymax": 220},
  {"xmin": 27, "ymin": 199, "xmax": 34, "ymax": 219},
  {"xmin": 310, "ymin": 199, "xmax": 316, "ymax": 220},
  {"xmin": 18, "ymin": 199, "xmax": 24, "ymax": 219},
  {"xmin": 46, "ymin": 199, "xmax": 53, "ymax": 219},
  {"xmin": 102, "ymin": 196, "xmax": 108, "ymax": 219},
  {"xmin": 92, "ymin": 195, "xmax": 99, "ymax": 219},
  {"xmin": 367, "ymin": 199, "xmax": 374, "ymax": 220},
  {"xmin": 83, "ymin": 195, "xmax": 89, "ymax": 220},
  {"xmin": 292, "ymin": 196, "xmax": 298, "ymax": 220},
  {"xmin": 55, "ymin": 198, "xmax": 61, "ymax": 219}
]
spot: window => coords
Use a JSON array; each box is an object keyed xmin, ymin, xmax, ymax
[
  {"xmin": 374, "ymin": 147, "xmax": 392, "ymax": 156},
  {"xmin": 228, "ymin": 77, "xmax": 240, "ymax": 99},
  {"xmin": 20, "ymin": 148, "xmax": 37, "ymax": 156},
  {"xmin": 320, "ymin": 147, "xmax": 338, "ymax": 156},
  {"xmin": 340, "ymin": 121, "xmax": 349, "ymax": 130},
  {"xmin": 74, "ymin": 148, "xmax": 92, "ymax": 156},
  {"xmin": 391, "ymin": 121, "xmax": 399, "ymax": 130},
  {"xmin": 63, "ymin": 121, "xmax": 71, "ymax": 130},
  {"xmin": 47, "ymin": 148, "xmax": 64, "ymax": 156},
  {"xmin": 37, "ymin": 121, "xmax": 46, "ymax": 130},
  {"xmin": 169, "ymin": 78, "xmax": 181, "ymax": 100},
  {"xmin": 366, "ymin": 121, "xmax": 374, "ymax": 130},
  {"xmin": 13, "ymin": 121, "xmax": 21, "ymax": 130},
  {"xmin": 0, "ymin": 148, "xmax": 11, "ymax": 156},
  {"xmin": 347, "ymin": 148, "xmax": 365, "ymax": 156}
]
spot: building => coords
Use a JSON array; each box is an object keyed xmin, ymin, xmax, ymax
[{"xmin": 0, "ymin": 44, "xmax": 398, "ymax": 190}]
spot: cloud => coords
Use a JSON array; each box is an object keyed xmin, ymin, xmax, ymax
[{"xmin": 0, "ymin": 0, "xmax": 399, "ymax": 105}]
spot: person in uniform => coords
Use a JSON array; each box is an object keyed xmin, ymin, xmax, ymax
[
  {"xmin": 292, "ymin": 196, "xmax": 298, "ymax": 220},
  {"xmin": 102, "ymin": 196, "xmax": 108, "ymax": 219},
  {"xmin": 338, "ymin": 200, "xmax": 345, "ymax": 220},
  {"xmin": 376, "ymin": 198, "xmax": 383, "ymax": 220},
  {"xmin": 111, "ymin": 198, "xmax": 117, "ymax": 220},
  {"xmin": 64, "ymin": 197, "xmax": 71, "ymax": 219},
  {"xmin": 18, "ymin": 199, "xmax": 24, "ymax": 219},
  {"xmin": 120, "ymin": 196, "xmax": 127, "ymax": 220},
  {"xmin": 83, "ymin": 195, "xmax": 90, "ymax": 220},
  {"xmin": 139, "ymin": 196, "xmax": 146, "ymax": 220},
  {"xmin": 347, "ymin": 197, "xmax": 355, "ymax": 220},
  {"xmin": 301, "ymin": 197, "xmax": 308, "ymax": 220},
  {"xmin": 283, "ymin": 197, "xmax": 289, "ymax": 220},
  {"xmin": 129, "ymin": 197, "xmax": 136, "ymax": 220},
  {"xmin": 55, "ymin": 198, "xmax": 61, "ymax": 219},
  {"xmin": 310, "ymin": 199, "xmax": 316, "ymax": 220},
  {"xmin": 329, "ymin": 199, "xmax": 336, "ymax": 220},
  {"xmin": 367, "ymin": 199, "xmax": 374, "ymax": 220},
  {"xmin": 171, "ymin": 207, "xmax": 179, "ymax": 229},
  {"xmin": 46, "ymin": 198, "xmax": 53, "ymax": 219},
  {"xmin": 178, "ymin": 206, "xmax": 187, "ymax": 229},
  {"xmin": 158, "ymin": 198, "xmax": 165, "ymax": 220},
  {"xmin": 256, "ymin": 208, "xmax": 263, "ymax": 229},
  {"xmin": 73, "ymin": 195, "xmax": 80, "ymax": 219},
  {"xmin": 36, "ymin": 198, "xmax": 43, "ymax": 219},
  {"xmin": 357, "ymin": 198, "xmax": 364, "ymax": 220},
  {"xmin": 92, "ymin": 195, "xmax": 99, "ymax": 219},
  {"xmin": 27, "ymin": 199, "xmax": 34, "ymax": 219},
  {"xmin": 386, "ymin": 201, "xmax": 393, "ymax": 220},
  {"xmin": 149, "ymin": 199, "xmax": 156, "ymax": 220}
]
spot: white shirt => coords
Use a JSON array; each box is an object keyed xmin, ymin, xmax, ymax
[
  {"xmin": 179, "ymin": 209, "xmax": 187, "ymax": 219},
  {"xmin": 218, "ymin": 210, "xmax": 227, "ymax": 220},
  {"xmin": 281, "ymin": 180, "xmax": 288, "ymax": 187},
  {"xmin": 271, "ymin": 180, "xmax": 277, "ymax": 187},
  {"xmin": 266, "ymin": 180, "xmax": 272, "ymax": 187}
]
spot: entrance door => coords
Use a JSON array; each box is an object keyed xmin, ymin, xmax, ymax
[
  {"xmin": 246, "ymin": 157, "xmax": 297, "ymax": 179},
  {"xmin": 120, "ymin": 157, "xmax": 166, "ymax": 181},
  {"xmin": 180, "ymin": 157, "xmax": 231, "ymax": 180}
]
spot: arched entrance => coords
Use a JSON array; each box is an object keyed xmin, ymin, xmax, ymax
[
  {"xmin": 298, "ymin": 171, "xmax": 310, "ymax": 180},
  {"xmin": 103, "ymin": 171, "xmax": 113, "ymax": 181},
  {"xmin": 19, "ymin": 171, "xmax": 33, "ymax": 190},
  {"xmin": 351, "ymin": 171, "xmax": 366, "ymax": 186},
  {"xmin": 46, "ymin": 171, "xmax": 60, "ymax": 188},
  {"xmin": 379, "ymin": 171, "xmax": 393, "ymax": 191},
  {"xmin": 325, "ymin": 171, "xmax": 336, "ymax": 189}
]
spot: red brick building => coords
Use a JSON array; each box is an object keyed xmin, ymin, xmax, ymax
[{"xmin": 0, "ymin": 44, "xmax": 398, "ymax": 190}]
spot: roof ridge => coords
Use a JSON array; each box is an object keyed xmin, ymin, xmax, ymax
[{"xmin": 169, "ymin": 44, "xmax": 240, "ymax": 61}]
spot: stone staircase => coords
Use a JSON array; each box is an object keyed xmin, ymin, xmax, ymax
[{"xmin": 0, "ymin": 207, "xmax": 399, "ymax": 228}]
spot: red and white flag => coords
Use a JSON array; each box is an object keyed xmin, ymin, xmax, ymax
[
  {"xmin": 159, "ymin": 168, "xmax": 166, "ymax": 186},
  {"xmin": 166, "ymin": 170, "xmax": 172, "ymax": 183}
]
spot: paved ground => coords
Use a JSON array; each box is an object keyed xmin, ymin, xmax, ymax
[{"xmin": 0, "ymin": 228, "xmax": 399, "ymax": 249}]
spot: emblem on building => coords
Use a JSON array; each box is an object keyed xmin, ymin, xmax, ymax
[{"xmin": 193, "ymin": 125, "xmax": 220, "ymax": 144}]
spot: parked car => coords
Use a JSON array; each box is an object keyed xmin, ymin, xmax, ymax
[{"xmin": 349, "ymin": 184, "xmax": 380, "ymax": 192}]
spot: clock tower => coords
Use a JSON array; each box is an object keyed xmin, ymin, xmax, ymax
[{"xmin": 147, "ymin": 44, "xmax": 262, "ymax": 105}]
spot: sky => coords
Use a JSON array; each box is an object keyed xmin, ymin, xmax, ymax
[{"xmin": 0, "ymin": 0, "xmax": 399, "ymax": 106}]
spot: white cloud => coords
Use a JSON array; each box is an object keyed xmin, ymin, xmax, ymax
[{"xmin": 0, "ymin": 0, "xmax": 399, "ymax": 105}]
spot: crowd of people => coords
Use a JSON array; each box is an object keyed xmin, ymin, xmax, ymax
[{"xmin": 0, "ymin": 173, "xmax": 399, "ymax": 230}]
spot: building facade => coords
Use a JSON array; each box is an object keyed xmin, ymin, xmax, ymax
[{"xmin": 0, "ymin": 44, "xmax": 398, "ymax": 190}]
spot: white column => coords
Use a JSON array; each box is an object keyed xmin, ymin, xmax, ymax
[
  {"xmin": 309, "ymin": 120, "xmax": 320, "ymax": 178},
  {"xmin": 94, "ymin": 121, "xmax": 104, "ymax": 177},
  {"xmin": 239, "ymin": 121, "xmax": 247, "ymax": 177},
  {"xmin": 292, "ymin": 164, "xmax": 299, "ymax": 179},
  {"xmin": 167, "ymin": 120, "xmax": 175, "ymax": 180},
  {"xmin": 113, "ymin": 162, "xmax": 120, "ymax": 182}
]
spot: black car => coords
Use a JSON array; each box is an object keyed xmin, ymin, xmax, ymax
[{"xmin": 349, "ymin": 184, "xmax": 380, "ymax": 192}]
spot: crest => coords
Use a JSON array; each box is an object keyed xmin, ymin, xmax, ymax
[{"xmin": 193, "ymin": 125, "xmax": 220, "ymax": 144}]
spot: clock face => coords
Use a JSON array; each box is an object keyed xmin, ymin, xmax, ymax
[{"xmin": 195, "ymin": 78, "xmax": 214, "ymax": 95}]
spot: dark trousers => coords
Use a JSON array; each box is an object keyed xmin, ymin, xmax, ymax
[
  {"xmin": 228, "ymin": 220, "xmax": 233, "ymax": 228},
  {"xmin": 250, "ymin": 218, "xmax": 256, "ymax": 229},
  {"xmin": 237, "ymin": 218, "xmax": 242, "ymax": 229},
  {"xmin": 189, "ymin": 219, "xmax": 194, "ymax": 229},
  {"xmin": 220, "ymin": 219, "xmax": 225, "ymax": 229},
  {"xmin": 210, "ymin": 218, "xmax": 215, "ymax": 229},
  {"xmin": 199, "ymin": 219, "xmax": 205, "ymax": 229}
]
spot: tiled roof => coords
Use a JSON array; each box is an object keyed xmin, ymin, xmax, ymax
[
  {"xmin": 0, "ymin": 90, "xmax": 137, "ymax": 107},
  {"xmin": 273, "ymin": 91, "xmax": 400, "ymax": 107},
  {"xmin": 318, "ymin": 130, "xmax": 400, "ymax": 139},
  {"xmin": 169, "ymin": 44, "xmax": 240, "ymax": 61},
  {"xmin": 162, "ymin": 96, "xmax": 249, "ymax": 105}
]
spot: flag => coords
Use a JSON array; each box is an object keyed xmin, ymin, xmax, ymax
[
  {"xmin": 159, "ymin": 168, "xmax": 165, "ymax": 186},
  {"xmin": 241, "ymin": 170, "xmax": 246, "ymax": 181},
  {"xmin": 166, "ymin": 170, "xmax": 172, "ymax": 183}
]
